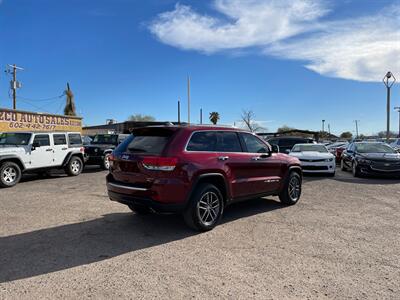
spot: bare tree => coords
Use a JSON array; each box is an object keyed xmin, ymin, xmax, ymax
[{"xmin": 240, "ymin": 109, "xmax": 266, "ymax": 132}]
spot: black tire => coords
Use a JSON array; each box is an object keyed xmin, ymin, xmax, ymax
[
  {"xmin": 0, "ymin": 161, "xmax": 22, "ymax": 188},
  {"xmin": 340, "ymin": 159, "xmax": 348, "ymax": 171},
  {"xmin": 183, "ymin": 183, "xmax": 224, "ymax": 232},
  {"xmin": 279, "ymin": 171, "xmax": 302, "ymax": 205},
  {"xmin": 128, "ymin": 204, "xmax": 151, "ymax": 215},
  {"xmin": 65, "ymin": 156, "xmax": 83, "ymax": 176},
  {"xmin": 327, "ymin": 172, "xmax": 335, "ymax": 177},
  {"xmin": 101, "ymin": 153, "xmax": 111, "ymax": 170},
  {"xmin": 352, "ymin": 162, "xmax": 361, "ymax": 178}
]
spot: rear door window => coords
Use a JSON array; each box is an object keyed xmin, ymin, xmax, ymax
[
  {"xmin": 186, "ymin": 132, "xmax": 217, "ymax": 152},
  {"xmin": 53, "ymin": 134, "xmax": 67, "ymax": 145},
  {"xmin": 216, "ymin": 132, "xmax": 242, "ymax": 152}
]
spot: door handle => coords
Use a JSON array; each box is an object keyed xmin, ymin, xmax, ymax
[
  {"xmin": 218, "ymin": 156, "xmax": 229, "ymax": 161},
  {"xmin": 46, "ymin": 149, "xmax": 53, "ymax": 152},
  {"xmin": 62, "ymin": 148, "xmax": 68, "ymax": 150},
  {"xmin": 251, "ymin": 157, "xmax": 261, "ymax": 161}
]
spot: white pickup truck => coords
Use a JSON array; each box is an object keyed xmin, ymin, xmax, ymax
[{"xmin": 0, "ymin": 132, "xmax": 85, "ymax": 187}]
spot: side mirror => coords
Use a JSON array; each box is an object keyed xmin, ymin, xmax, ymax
[
  {"xmin": 271, "ymin": 144, "xmax": 280, "ymax": 153},
  {"xmin": 31, "ymin": 142, "xmax": 40, "ymax": 151}
]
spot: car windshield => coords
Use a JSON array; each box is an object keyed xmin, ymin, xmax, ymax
[
  {"xmin": 356, "ymin": 143, "xmax": 396, "ymax": 154},
  {"xmin": 91, "ymin": 134, "xmax": 118, "ymax": 145},
  {"xmin": 0, "ymin": 133, "xmax": 31, "ymax": 145},
  {"xmin": 291, "ymin": 144, "xmax": 328, "ymax": 153}
]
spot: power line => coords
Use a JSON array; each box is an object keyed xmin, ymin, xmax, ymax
[{"xmin": 18, "ymin": 93, "xmax": 64, "ymax": 102}]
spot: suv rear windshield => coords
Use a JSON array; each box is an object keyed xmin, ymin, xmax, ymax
[
  {"xmin": 92, "ymin": 134, "xmax": 118, "ymax": 145},
  {"xmin": 115, "ymin": 128, "xmax": 175, "ymax": 155}
]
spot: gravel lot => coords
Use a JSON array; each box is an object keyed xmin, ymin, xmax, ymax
[{"xmin": 1, "ymin": 168, "xmax": 399, "ymax": 299}]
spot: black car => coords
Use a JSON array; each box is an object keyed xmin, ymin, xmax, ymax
[
  {"xmin": 341, "ymin": 142, "xmax": 400, "ymax": 177},
  {"xmin": 84, "ymin": 134, "xmax": 129, "ymax": 169},
  {"xmin": 267, "ymin": 137, "xmax": 315, "ymax": 154}
]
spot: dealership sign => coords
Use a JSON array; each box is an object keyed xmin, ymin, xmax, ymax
[{"xmin": 0, "ymin": 108, "xmax": 82, "ymax": 132}]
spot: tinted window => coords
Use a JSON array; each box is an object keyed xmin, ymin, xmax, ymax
[
  {"xmin": 241, "ymin": 133, "xmax": 269, "ymax": 153},
  {"xmin": 92, "ymin": 134, "xmax": 118, "ymax": 145},
  {"xmin": 53, "ymin": 134, "xmax": 67, "ymax": 145},
  {"xmin": 116, "ymin": 128, "xmax": 175, "ymax": 155},
  {"xmin": 0, "ymin": 133, "xmax": 31, "ymax": 145},
  {"xmin": 216, "ymin": 132, "xmax": 242, "ymax": 152},
  {"xmin": 187, "ymin": 132, "xmax": 217, "ymax": 152},
  {"xmin": 33, "ymin": 135, "xmax": 50, "ymax": 146},
  {"xmin": 68, "ymin": 134, "xmax": 82, "ymax": 146},
  {"xmin": 267, "ymin": 139, "xmax": 278, "ymax": 145}
]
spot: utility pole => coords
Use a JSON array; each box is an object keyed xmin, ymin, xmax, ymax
[
  {"xmin": 383, "ymin": 72, "xmax": 396, "ymax": 142},
  {"xmin": 322, "ymin": 120, "xmax": 325, "ymax": 133},
  {"xmin": 200, "ymin": 108, "xmax": 203, "ymax": 124},
  {"xmin": 395, "ymin": 107, "xmax": 400, "ymax": 138},
  {"xmin": 177, "ymin": 100, "xmax": 181, "ymax": 124},
  {"xmin": 354, "ymin": 120, "xmax": 360, "ymax": 139},
  {"xmin": 187, "ymin": 76, "xmax": 191, "ymax": 125},
  {"xmin": 7, "ymin": 64, "xmax": 24, "ymax": 110},
  {"xmin": 328, "ymin": 124, "xmax": 331, "ymax": 136}
]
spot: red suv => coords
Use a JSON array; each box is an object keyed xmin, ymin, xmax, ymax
[{"xmin": 106, "ymin": 126, "xmax": 302, "ymax": 231}]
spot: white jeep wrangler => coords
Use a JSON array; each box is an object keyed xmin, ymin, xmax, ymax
[{"xmin": 0, "ymin": 132, "xmax": 85, "ymax": 188}]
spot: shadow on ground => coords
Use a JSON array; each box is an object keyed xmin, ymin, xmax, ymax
[
  {"xmin": 20, "ymin": 167, "xmax": 106, "ymax": 183},
  {"xmin": 0, "ymin": 198, "xmax": 282, "ymax": 283}
]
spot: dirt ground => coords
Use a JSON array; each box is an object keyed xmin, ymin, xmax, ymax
[{"xmin": 1, "ymin": 168, "xmax": 399, "ymax": 299}]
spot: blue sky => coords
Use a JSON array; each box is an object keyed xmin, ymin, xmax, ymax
[{"xmin": 0, "ymin": 0, "xmax": 399, "ymax": 135}]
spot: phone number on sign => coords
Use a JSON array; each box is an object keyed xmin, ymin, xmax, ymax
[{"xmin": 8, "ymin": 122, "xmax": 57, "ymax": 131}]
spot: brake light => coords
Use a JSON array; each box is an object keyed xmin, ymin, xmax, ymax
[
  {"xmin": 142, "ymin": 157, "xmax": 178, "ymax": 171},
  {"xmin": 108, "ymin": 153, "xmax": 115, "ymax": 168},
  {"xmin": 80, "ymin": 147, "xmax": 85, "ymax": 153}
]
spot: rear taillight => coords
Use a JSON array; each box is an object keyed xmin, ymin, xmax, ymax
[
  {"xmin": 80, "ymin": 147, "xmax": 85, "ymax": 153},
  {"xmin": 108, "ymin": 153, "xmax": 115, "ymax": 168},
  {"xmin": 142, "ymin": 157, "xmax": 178, "ymax": 171}
]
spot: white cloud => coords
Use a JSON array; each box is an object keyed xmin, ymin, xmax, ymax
[
  {"xmin": 149, "ymin": 1, "xmax": 400, "ymax": 82},
  {"xmin": 267, "ymin": 7, "xmax": 400, "ymax": 82},
  {"xmin": 149, "ymin": 0, "xmax": 328, "ymax": 53}
]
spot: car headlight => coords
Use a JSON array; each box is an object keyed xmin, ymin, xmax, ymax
[
  {"xmin": 356, "ymin": 157, "xmax": 371, "ymax": 164},
  {"xmin": 324, "ymin": 158, "xmax": 334, "ymax": 162}
]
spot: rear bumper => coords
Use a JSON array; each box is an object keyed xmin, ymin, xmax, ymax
[
  {"xmin": 106, "ymin": 174, "xmax": 188, "ymax": 213},
  {"xmin": 107, "ymin": 190, "xmax": 185, "ymax": 213}
]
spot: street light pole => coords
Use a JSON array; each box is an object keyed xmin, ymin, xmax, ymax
[
  {"xmin": 322, "ymin": 119, "xmax": 325, "ymax": 133},
  {"xmin": 383, "ymin": 72, "xmax": 396, "ymax": 143},
  {"xmin": 395, "ymin": 107, "xmax": 400, "ymax": 138},
  {"xmin": 354, "ymin": 120, "xmax": 360, "ymax": 139}
]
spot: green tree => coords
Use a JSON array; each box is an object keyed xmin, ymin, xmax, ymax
[
  {"xmin": 340, "ymin": 131, "xmax": 353, "ymax": 139},
  {"xmin": 128, "ymin": 114, "xmax": 156, "ymax": 122},
  {"xmin": 209, "ymin": 112, "xmax": 220, "ymax": 125},
  {"xmin": 64, "ymin": 83, "xmax": 77, "ymax": 116}
]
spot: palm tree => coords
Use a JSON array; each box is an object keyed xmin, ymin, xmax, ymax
[
  {"xmin": 64, "ymin": 83, "xmax": 76, "ymax": 116},
  {"xmin": 209, "ymin": 112, "xmax": 220, "ymax": 125}
]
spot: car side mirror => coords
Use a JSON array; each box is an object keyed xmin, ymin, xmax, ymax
[
  {"xmin": 271, "ymin": 144, "xmax": 279, "ymax": 153},
  {"xmin": 31, "ymin": 142, "xmax": 40, "ymax": 150}
]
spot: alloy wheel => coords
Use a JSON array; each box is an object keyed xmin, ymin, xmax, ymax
[
  {"xmin": 2, "ymin": 167, "xmax": 17, "ymax": 183},
  {"xmin": 197, "ymin": 191, "xmax": 221, "ymax": 226},
  {"xmin": 288, "ymin": 176, "xmax": 301, "ymax": 201},
  {"xmin": 71, "ymin": 160, "xmax": 81, "ymax": 174}
]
